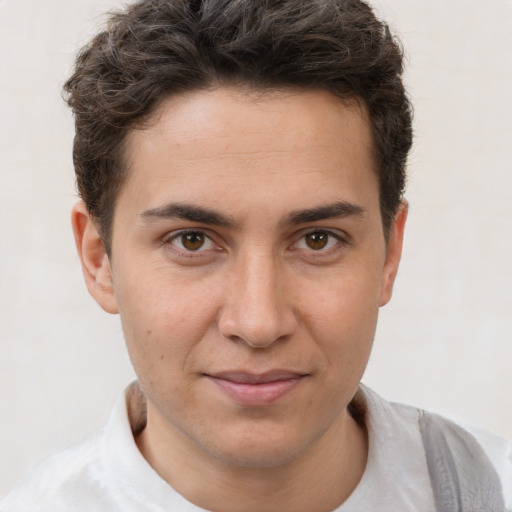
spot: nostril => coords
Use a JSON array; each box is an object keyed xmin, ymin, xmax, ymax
[{"xmin": 218, "ymin": 306, "xmax": 297, "ymax": 349}]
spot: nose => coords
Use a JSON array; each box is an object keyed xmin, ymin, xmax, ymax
[{"xmin": 217, "ymin": 250, "xmax": 297, "ymax": 348}]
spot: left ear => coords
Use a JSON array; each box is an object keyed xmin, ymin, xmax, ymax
[{"xmin": 379, "ymin": 200, "xmax": 408, "ymax": 306}]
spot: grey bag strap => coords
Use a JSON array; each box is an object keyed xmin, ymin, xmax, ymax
[{"xmin": 419, "ymin": 410, "xmax": 506, "ymax": 512}]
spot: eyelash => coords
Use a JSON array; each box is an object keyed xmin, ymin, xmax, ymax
[
  {"xmin": 292, "ymin": 230, "xmax": 347, "ymax": 253},
  {"xmin": 162, "ymin": 228, "xmax": 349, "ymax": 258},
  {"xmin": 162, "ymin": 229, "xmax": 219, "ymax": 258}
]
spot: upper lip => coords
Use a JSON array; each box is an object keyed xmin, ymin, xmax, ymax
[{"xmin": 206, "ymin": 370, "xmax": 307, "ymax": 384}]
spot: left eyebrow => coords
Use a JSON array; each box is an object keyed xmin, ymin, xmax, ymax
[{"xmin": 283, "ymin": 201, "xmax": 366, "ymax": 226}]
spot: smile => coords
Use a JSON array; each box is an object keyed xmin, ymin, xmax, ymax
[{"xmin": 205, "ymin": 371, "xmax": 308, "ymax": 407}]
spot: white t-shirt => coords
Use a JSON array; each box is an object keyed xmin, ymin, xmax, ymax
[{"xmin": 2, "ymin": 383, "xmax": 511, "ymax": 512}]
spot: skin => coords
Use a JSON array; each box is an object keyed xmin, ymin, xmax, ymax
[{"xmin": 72, "ymin": 87, "xmax": 407, "ymax": 512}]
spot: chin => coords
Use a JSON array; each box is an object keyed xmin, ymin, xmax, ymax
[
  {"xmin": 199, "ymin": 423, "xmax": 322, "ymax": 469},
  {"xmin": 210, "ymin": 443, "xmax": 304, "ymax": 469}
]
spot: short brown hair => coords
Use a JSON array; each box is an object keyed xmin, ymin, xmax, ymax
[{"xmin": 64, "ymin": 0, "xmax": 412, "ymax": 253}]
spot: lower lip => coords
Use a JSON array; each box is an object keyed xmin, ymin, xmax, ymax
[{"xmin": 207, "ymin": 376, "xmax": 304, "ymax": 406}]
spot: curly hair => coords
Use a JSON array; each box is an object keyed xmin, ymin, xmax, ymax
[{"xmin": 64, "ymin": 0, "xmax": 412, "ymax": 253}]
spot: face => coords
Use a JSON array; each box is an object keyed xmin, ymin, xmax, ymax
[{"xmin": 74, "ymin": 87, "xmax": 405, "ymax": 470}]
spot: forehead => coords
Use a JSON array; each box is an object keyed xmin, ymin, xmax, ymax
[
  {"xmin": 119, "ymin": 87, "xmax": 378, "ymax": 222},
  {"xmin": 130, "ymin": 86, "xmax": 373, "ymax": 159}
]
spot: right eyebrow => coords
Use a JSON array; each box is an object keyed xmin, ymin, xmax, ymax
[{"xmin": 139, "ymin": 203, "xmax": 238, "ymax": 229}]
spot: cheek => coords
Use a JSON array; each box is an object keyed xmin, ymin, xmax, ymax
[
  {"xmin": 115, "ymin": 270, "xmax": 221, "ymax": 374},
  {"xmin": 297, "ymin": 269, "xmax": 381, "ymax": 365}
]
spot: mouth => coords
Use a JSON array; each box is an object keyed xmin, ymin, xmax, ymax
[{"xmin": 205, "ymin": 370, "xmax": 308, "ymax": 406}]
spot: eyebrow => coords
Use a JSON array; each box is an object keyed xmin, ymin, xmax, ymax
[
  {"xmin": 139, "ymin": 200, "xmax": 365, "ymax": 228},
  {"xmin": 283, "ymin": 201, "xmax": 366, "ymax": 225},
  {"xmin": 140, "ymin": 203, "xmax": 238, "ymax": 228}
]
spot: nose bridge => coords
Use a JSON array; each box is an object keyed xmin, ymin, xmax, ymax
[{"xmin": 218, "ymin": 245, "xmax": 295, "ymax": 347}]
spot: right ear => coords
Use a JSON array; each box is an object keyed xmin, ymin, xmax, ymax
[{"xmin": 71, "ymin": 201, "xmax": 118, "ymax": 314}]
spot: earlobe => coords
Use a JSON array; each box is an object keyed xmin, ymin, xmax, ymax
[
  {"xmin": 379, "ymin": 200, "xmax": 408, "ymax": 307},
  {"xmin": 71, "ymin": 201, "xmax": 119, "ymax": 314}
]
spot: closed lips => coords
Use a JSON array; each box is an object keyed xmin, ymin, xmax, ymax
[{"xmin": 206, "ymin": 370, "xmax": 308, "ymax": 383}]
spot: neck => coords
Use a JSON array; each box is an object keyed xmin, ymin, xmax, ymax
[{"xmin": 136, "ymin": 404, "xmax": 368, "ymax": 512}]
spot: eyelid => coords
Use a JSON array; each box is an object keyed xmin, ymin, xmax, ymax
[
  {"xmin": 162, "ymin": 228, "xmax": 219, "ymax": 254},
  {"xmin": 160, "ymin": 226, "xmax": 350, "ymax": 258},
  {"xmin": 291, "ymin": 228, "xmax": 351, "ymax": 253}
]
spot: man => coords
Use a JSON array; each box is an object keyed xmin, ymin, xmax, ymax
[{"xmin": 1, "ymin": 0, "xmax": 510, "ymax": 511}]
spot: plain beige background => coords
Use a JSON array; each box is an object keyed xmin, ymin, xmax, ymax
[{"xmin": 1, "ymin": 0, "xmax": 511, "ymax": 497}]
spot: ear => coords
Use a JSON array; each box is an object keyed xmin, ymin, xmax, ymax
[
  {"xmin": 379, "ymin": 200, "xmax": 408, "ymax": 307},
  {"xmin": 71, "ymin": 201, "xmax": 119, "ymax": 314}
]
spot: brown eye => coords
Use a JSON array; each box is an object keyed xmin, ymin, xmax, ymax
[
  {"xmin": 181, "ymin": 232, "xmax": 206, "ymax": 251},
  {"xmin": 167, "ymin": 230, "xmax": 216, "ymax": 256},
  {"xmin": 305, "ymin": 231, "xmax": 329, "ymax": 250}
]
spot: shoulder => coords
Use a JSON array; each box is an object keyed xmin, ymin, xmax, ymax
[
  {"xmin": 358, "ymin": 385, "xmax": 512, "ymax": 511},
  {"xmin": 0, "ymin": 428, "xmax": 119, "ymax": 512},
  {"xmin": 459, "ymin": 421, "xmax": 512, "ymax": 509},
  {"xmin": 0, "ymin": 384, "xmax": 148, "ymax": 512}
]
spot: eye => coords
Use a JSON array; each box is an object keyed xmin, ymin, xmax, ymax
[
  {"xmin": 169, "ymin": 231, "xmax": 215, "ymax": 252},
  {"xmin": 295, "ymin": 230, "xmax": 341, "ymax": 251}
]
